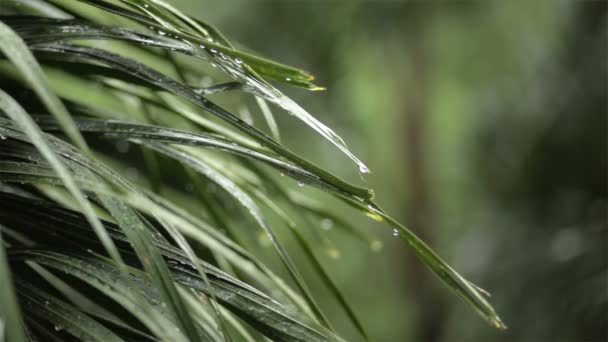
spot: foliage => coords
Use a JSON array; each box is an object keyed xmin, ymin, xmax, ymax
[{"xmin": 0, "ymin": 1, "xmax": 504, "ymax": 340}]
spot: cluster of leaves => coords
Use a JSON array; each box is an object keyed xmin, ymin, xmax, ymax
[{"xmin": 0, "ymin": 0, "xmax": 504, "ymax": 341}]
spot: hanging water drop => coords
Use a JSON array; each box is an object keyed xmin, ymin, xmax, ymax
[
  {"xmin": 359, "ymin": 164, "xmax": 370, "ymax": 174},
  {"xmin": 235, "ymin": 58, "xmax": 243, "ymax": 64},
  {"xmin": 210, "ymin": 48, "xmax": 217, "ymax": 54},
  {"xmin": 392, "ymin": 228, "xmax": 399, "ymax": 237},
  {"xmin": 297, "ymin": 181, "xmax": 305, "ymax": 187},
  {"xmin": 0, "ymin": 134, "xmax": 6, "ymax": 140}
]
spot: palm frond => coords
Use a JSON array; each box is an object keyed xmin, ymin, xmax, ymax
[{"xmin": 0, "ymin": 0, "xmax": 505, "ymax": 340}]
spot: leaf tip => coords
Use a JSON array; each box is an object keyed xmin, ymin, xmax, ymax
[
  {"xmin": 492, "ymin": 316, "xmax": 508, "ymax": 330},
  {"xmin": 309, "ymin": 85, "xmax": 326, "ymax": 91}
]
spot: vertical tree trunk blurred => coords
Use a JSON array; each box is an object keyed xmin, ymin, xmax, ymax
[{"xmin": 400, "ymin": 4, "xmax": 447, "ymax": 342}]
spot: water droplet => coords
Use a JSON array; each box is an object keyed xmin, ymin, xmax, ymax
[
  {"xmin": 143, "ymin": 4, "xmax": 149, "ymax": 8},
  {"xmin": 86, "ymin": 249, "xmax": 92, "ymax": 253},
  {"xmin": 209, "ymin": 48, "xmax": 217, "ymax": 54},
  {"xmin": 359, "ymin": 165, "xmax": 370, "ymax": 174},
  {"xmin": 219, "ymin": 52, "xmax": 228, "ymax": 60},
  {"xmin": 158, "ymin": 30, "xmax": 166, "ymax": 36},
  {"xmin": 321, "ymin": 218, "xmax": 333, "ymax": 230},
  {"xmin": 474, "ymin": 285, "xmax": 492, "ymax": 298},
  {"xmin": 297, "ymin": 181, "xmax": 305, "ymax": 187},
  {"xmin": 45, "ymin": 300, "xmax": 50, "ymax": 306},
  {"xmin": 392, "ymin": 228, "xmax": 399, "ymax": 237},
  {"xmin": 206, "ymin": 37, "xmax": 214, "ymax": 42},
  {"xmin": 0, "ymin": 134, "xmax": 6, "ymax": 140},
  {"xmin": 285, "ymin": 77, "xmax": 292, "ymax": 81},
  {"xmin": 235, "ymin": 58, "xmax": 243, "ymax": 64},
  {"xmin": 199, "ymin": 44, "xmax": 206, "ymax": 49},
  {"xmin": 54, "ymin": 325, "xmax": 62, "ymax": 331}
]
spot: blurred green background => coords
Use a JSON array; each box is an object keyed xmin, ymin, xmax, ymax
[
  {"xmin": 145, "ymin": 1, "xmax": 607, "ymax": 341},
  {"xmin": 157, "ymin": 1, "xmax": 607, "ymax": 341}
]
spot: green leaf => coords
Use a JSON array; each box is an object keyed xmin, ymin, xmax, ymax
[
  {"xmin": 97, "ymin": 197, "xmax": 202, "ymax": 341},
  {"xmin": 1, "ymin": 191, "xmax": 341, "ymax": 341},
  {"xmin": 15, "ymin": 279, "xmax": 124, "ymax": 342},
  {"xmin": 0, "ymin": 19, "xmax": 89, "ymax": 153},
  {"xmin": 25, "ymin": 42, "xmax": 373, "ymax": 200},
  {"xmin": 5, "ymin": 16, "xmax": 369, "ymax": 174},
  {"xmin": 0, "ymin": 225, "xmax": 27, "ymax": 342},
  {"xmin": 143, "ymin": 142, "xmax": 333, "ymax": 329},
  {"xmin": 34, "ymin": 116, "xmax": 364, "ymax": 199},
  {"xmin": 345, "ymin": 198, "xmax": 507, "ymax": 330},
  {"xmin": 0, "ymin": 90, "xmax": 127, "ymax": 276},
  {"xmin": 14, "ymin": 251, "xmax": 191, "ymax": 341},
  {"xmin": 0, "ymin": 1, "xmax": 508, "ymax": 339},
  {"xmin": 0, "ymin": 128, "xmax": 339, "ymax": 340}
]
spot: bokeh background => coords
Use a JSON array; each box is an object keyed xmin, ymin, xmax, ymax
[{"xmin": 171, "ymin": 1, "xmax": 604, "ymax": 341}]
